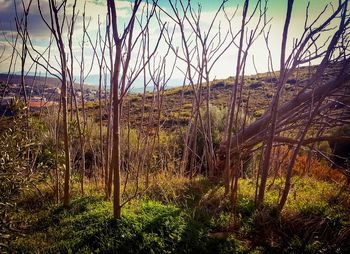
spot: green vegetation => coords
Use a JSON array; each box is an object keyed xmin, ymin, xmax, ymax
[
  {"xmin": 2, "ymin": 175, "xmax": 350, "ymax": 253},
  {"xmin": 1, "ymin": 64, "xmax": 349, "ymax": 252},
  {"xmin": 1, "ymin": 0, "xmax": 349, "ymax": 251},
  {"xmin": 6, "ymin": 190, "xmax": 244, "ymax": 253}
]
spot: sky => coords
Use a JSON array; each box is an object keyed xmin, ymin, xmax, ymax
[{"xmin": 0, "ymin": 0, "xmax": 342, "ymax": 88}]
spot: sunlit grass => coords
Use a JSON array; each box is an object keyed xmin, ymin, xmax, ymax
[{"xmin": 4, "ymin": 173, "xmax": 350, "ymax": 253}]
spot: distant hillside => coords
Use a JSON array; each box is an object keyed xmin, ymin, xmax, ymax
[
  {"xmin": 0, "ymin": 73, "xmax": 97, "ymax": 90},
  {"xmin": 97, "ymin": 63, "xmax": 344, "ymax": 131},
  {"xmin": 130, "ymin": 84, "xmax": 178, "ymax": 94},
  {"xmin": 0, "ymin": 73, "xmax": 175, "ymax": 93}
]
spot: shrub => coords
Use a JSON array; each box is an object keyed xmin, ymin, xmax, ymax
[{"xmin": 0, "ymin": 127, "xmax": 29, "ymax": 203}]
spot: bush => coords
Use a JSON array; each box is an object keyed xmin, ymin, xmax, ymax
[
  {"xmin": 0, "ymin": 116, "xmax": 42, "ymax": 248},
  {"xmin": 0, "ymin": 127, "xmax": 29, "ymax": 203}
]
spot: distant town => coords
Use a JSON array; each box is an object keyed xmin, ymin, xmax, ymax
[{"xmin": 0, "ymin": 74, "xmax": 102, "ymax": 115}]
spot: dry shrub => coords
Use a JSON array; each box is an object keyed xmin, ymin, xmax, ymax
[
  {"xmin": 271, "ymin": 145, "xmax": 346, "ymax": 183},
  {"xmin": 293, "ymin": 155, "xmax": 346, "ymax": 183}
]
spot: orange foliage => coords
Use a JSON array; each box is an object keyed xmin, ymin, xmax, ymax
[
  {"xmin": 293, "ymin": 155, "xmax": 346, "ymax": 183},
  {"xmin": 271, "ymin": 145, "xmax": 346, "ymax": 183}
]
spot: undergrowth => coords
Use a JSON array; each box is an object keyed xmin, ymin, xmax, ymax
[
  {"xmin": 1, "ymin": 175, "xmax": 350, "ymax": 253},
  {"xmin": 8, "ymin": 196, "xmax": 244, "ymax": 254}
]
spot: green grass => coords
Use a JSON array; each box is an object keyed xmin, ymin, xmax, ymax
[
  {"xmin": 8, "ymin": 196, "xmax": 245, "ymax": 254},
  {"xmin": 3, "ymin": 176, "xmax": 350, "ymax": 253}
]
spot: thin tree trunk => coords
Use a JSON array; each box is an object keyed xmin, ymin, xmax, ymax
[
  {"xmin": 224, "ymin": 0, "xmax": 249, "ymax": 195},
  {"xmin": 278, "ymin": 99, "xmax": 322, "ymax": 212},
  {"xmin": 257, "ymin": 0, "xmax": 294, "ymax": 206}
]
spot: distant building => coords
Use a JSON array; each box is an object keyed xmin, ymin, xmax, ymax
[{"xmin": 28, "ymin": 99, "xmax": 57, "ymax": 112}]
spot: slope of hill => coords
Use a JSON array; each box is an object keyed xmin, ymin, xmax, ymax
[
  {"xmin": 0, "ymin": 73, "xmax": 97, "ymax": 90},
  {"xmin": 108, "ymin": 64, "xmax": 345, "ymax": 131}
]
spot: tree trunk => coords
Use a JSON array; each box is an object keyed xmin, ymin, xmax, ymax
[
  {"xmin": 257, "ymin": 0, "xmax": 294, "ymax": 206},
  {"xmin": 62, "ymin": 67, "xmax": 71, "ymax": 207}
]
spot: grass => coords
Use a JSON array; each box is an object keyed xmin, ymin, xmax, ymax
[
  {"xmin": 7, "ymin": 196, "xmax": 244, "ymax": 253},
  {"xmin": 2, "ymin": 175, "xmax": 350, "ymax": 253}
]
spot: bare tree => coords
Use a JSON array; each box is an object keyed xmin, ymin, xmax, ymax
[
  {"xmin": 256, "ymin": 0, "xmax": 294, "ymax": 206},
  {"xmin": 107, "ymin": 0, "xmax": 163, "ymax": 218},
  {"xmin": 14, "ymin": 0, "xmax": 33, "ymax": 106},
  {"xmin": 159, "ymin": 0, "xmax": 235, "ymax": 178},
  {"xmin": 223, "ymin": 0, "xmax": 267, "ymax": 208},
  {"xmin": 31, "ymin": 0, "xmax": 79, "ymax": 207},
  {"xmin": 218, "ymin": 0, "xmax": 350, "ymax": 210}
]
